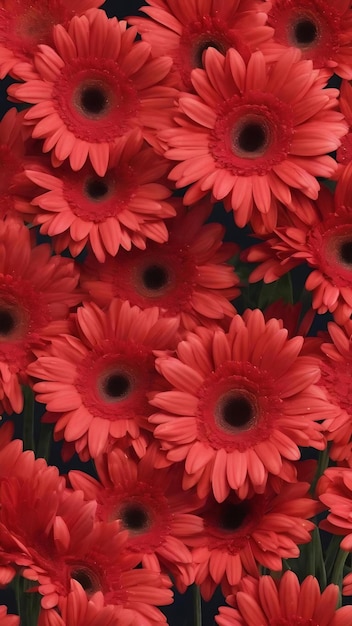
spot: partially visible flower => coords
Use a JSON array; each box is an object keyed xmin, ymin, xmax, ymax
[
  {"xmin": 336, "ymin": 80, "xmax": 352, "ymax": 168},
  {"xmin": 317, "ymin": 466, "xmax": 352, "ymax": 551},
  {"xmin": 160, "ymin": 46, "xmax": 345, "ymax": 231},
  {"xmin": 149, "ymin": 309, "xmax": 329, "ymax": 503},
  {"xmin": 24, "ymin": 131, "xmax": 175, "ymax": 262},
  {"xmin": 81, "ymin": 200, "xmax": 239, "ymax": 330},
  {"xmin": 267, "ymin": 0, "xmax": 352, "ymax": 79},
  {"xmin": 192, "ymin": 481, "xmax": 320, "ymax": 599},
  {"xmin": 8, "ymin": 9, "xmax": 176, "ymax": 176},
  {"xmin": 0, "ymin": 219, "xmax": 80, "ymax": 414},
  {"xmin": 28, "ymin": 299, "xmax": 179, "ymax": 460},
  {"xmin": 0, "ymin": 0, "xmax": 104, "ymax": 79},
  {"xmin": 216, "ymin": 570, "xmax": 352, "ymax": 626},
  {"xmin": 129, "ymin": 0, "xmax": 273, "ymax": 90},
  {"xmin": 317, "ymin": 322, "xmax": 352, "ymax": 467},
  {"xmin": 0, "ymin": 108, "xmax": 32, "ymax": 221},
  {"xmin": 38, "ymin": 580, "xmax": 126, "ymax": 626},
  {"xmin": 0, "ymin": 606, "xmax": 19, "ymax": 626},
  {"xmin": 245, "ymin": 184, "xmax": 352, "ymax": 324},
  {"xmin": 343, "ymin": 572, "xmax": 352, "ymax": 596},
  {"xmin": 69, "ymin": 446, "xmax": 203, "ymax": 591}
]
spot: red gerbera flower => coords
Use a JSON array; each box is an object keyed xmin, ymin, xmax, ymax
[
  {"xmin": 38, "ymin": 580, "xmax": 126, "ymax": 626},
  {"xmin": 317, "ymin": 322, "xmax": 352, "ymax": 467},
  {"xmin": 160, "ymin": 46, "xmax": 345, "ymax": 230},
  {"xmin": 267, "ymin": 0, "xmax": 352, "ymax": 80},
  {"xmin": 245, "ymin": 184, "xmax": 352, "ymax": 324},
  {"xmin": 24, "ymin": 131, "xmax": 175, "ymax": 262},
  {"xmin": 8, "ymin": 9, "xmax": 176, "ymax": 176},
  {"xmin": 149, "ymin": 309, "xmax": 329, "ymax": 502},
  {"xmin": 28, "ymin": 299, "xmax": 179, "ymax": 460},
  {"xmin": 129, "ymin": 0, "xmax": 273, "ymax": 90},
  {"xmin": 215, "ymin": 571, "xmax": 352, "ymax": 626},
  {"xmin": 0, "ymin": 108, "xmax": 31, "ymax": 222},
  {"xmin": 0, "ymin": 607, "xmax": 19, "ymax": 626},
  {"xmin": 336, "ymin": 80, "xmax": 352, "ymax": 169},
  {"xmin": 0, "ymin": 0, "xmax": 104, "ymax": 80},
  {"xmin": 0, "ymin": 219, "xmax": 80, "ymax": 414},
  {"xmin": 191, "ymin": 481, "xmax": 320, "ymax": 599},
  {"xmin": 26, "ymin": 520, "xmax": 173, "ymax": 621},
  {"xmin": 317, "ymin": 466, "xmax": 352, "ymax": 551},
  {"xmin": 69, "ymin": 446, "xmax": 203, "ymax": 591},
  {"xmin": 81, "ymin": 200, "xmax": 239, "ymax": 330}
]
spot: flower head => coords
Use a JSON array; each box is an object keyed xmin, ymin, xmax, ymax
[
  {"xmin": 267, "ymin": 0, "xmax": 352, "ymax": 79},
  {"xmin": 149, "ymin": 309, "xmax": 329, "ymax": 502},
  {"xmin": 28, "ymin": 299, "xmax": 179, "ymax": 460},
  {"xmin": 192, "ymin": 481, "xmax": 320, "ymax": 599},
  {"xmin": 69, "ymin": 446, "xmax": 203, "ymax": 591},
  {"xmin": 129, "ymin": 0, "xmax": 273, "ymax": 90},
  {"xmin": 0, "ymin": 219, "xmax": 80, "ymax": 414},
  {"xmin": 0, "ymin": 0, "xmax": 104, "ymax": 79},
  {"xmin": 317, "ymin": 322, "xmax": 352, "ymax": 467},
  {"xmin": 216, "ymin": 570, "xmax": 352, "ymax": 626},
  {"xmin": 160, "ymin": 46, "xmax": 345, "ymax": 230},
  {"xmin": 317, "ymin": 466, "xmax": 352, "ymax": 551},
  {"xmin": 24, "ymin": 131, "xmax": 175, "ymax": 262},
  {"xmin": 8, "ymin": 9, "xmax": 176, "ymax": 175},
  {"xmin": 245, "ymin": 185, "xmax": 352, "ymax": 324},
  {"xmin": 81, "ymin": 200, "xmax": 239, "ymax": 330}
]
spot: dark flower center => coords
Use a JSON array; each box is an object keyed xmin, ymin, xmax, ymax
[
  {"xmin": 71, "ymin": 567, "xmax": 100, "ymax": 594},
  {"xmin": 79, "ymin": 83, "xmax": 109, "ymax": 117},
  {"xmin": 340, "ymin": 241, "xmax": 352, "ymax": 265},
  {"xmin": 0, "ymin": 309, "xmax": 15, "ymax": 336},
  {"xmin": 142, "ymin": 264, "xmax": 170, "ymax": 291},
  {"xmin": 120, "ymin": 503, "xmax": 150, "ymax": 533},
  {"xmin": 219, "ymin": 500, "xmax": 249, "ymax": 531},
  {"xmin": 293, "ymin": 18, "xmax": 318, "ymax": 45},
  {"xmin": 238, "ymin": 123, "xmax": 267, "ymax": 154},
  {"xmin": 85, "ymin": 177, "xmax": 110, "ymax": 201},
  {"xmin": 216, "ymin": 391, "xmax": 256, "ymax": 431},
  {"xmin": 103, "ymin": 373, "xmax": 131, "ymax": 400},
  {"xmin": 193, "ymin": 38, "xmax": 227, "ymax": 68}
]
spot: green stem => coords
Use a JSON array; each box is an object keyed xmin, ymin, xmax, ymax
[
  {"xmin": 192, "ymin": 584, "xmax": 202, "ymax": 626},
  {"xmin": 312, "ymin": 528, "xmax": 327, "ymax": 590},
  {"xmin": 14, "ymin": 576, "xmax": 41, "ymax": 625},
  {"xmin": 36, "ymin": 422, "xmax": 53, "ymax": 461},
  {"xmin": 330, "ymin": 548, "xmax": 349, "ymax": 588},
  {"xmin": 325, "ymin": 535, "xmax": 343, "ymax": 582},
  {"xmin": 310, "ymin": 445, "xmax": 330, "ymax": 496},
  {"xmin": 22, "ymin": 386, "xmax": 35, "ymax": 452}
]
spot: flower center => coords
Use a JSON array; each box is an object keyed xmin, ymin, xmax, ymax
[
  {"xmin": 310, "ymin": 219, "xmax": 352, "ymax": 289},
  {"xmin": 178, "ymin": 15, "xmax": 250, "ymax": 89},
  {"xmin": 218, "ymin": 500, "xmax": 249, "ymax": 531},
  {"xmin": 84, "ymin": 177, "xmax": 111, "ymax": 201},
  {"xmin": 210, "ymin": 93, "xmax": 294, "ymax": 176},
  {"xmin": 119, "ymin": 502, "xmax": 151, "ymax": 534},
  {"xmin": 215, "ymin": 390, "xmax": 257, "ymax": 433},
  {"xmin": 101, "ymin": 372, "xmax": 131, "ymax": 401},
  {"xmin": 71, "ymin": 566, "xmax": 101, "ymax": 595},
  {"xmin": 75, "ymin": 80, "xmax": 111, "ymax": 119},
  {"xmin": 292, "ymin": 17, "xmax": 318, "ymax": 45},
  {"xmin": 0, "ymin": 308, "xmax": 16, "ymax": 337},
  {"xmin": 234, "ymin": 118, "xmax": 269, "ymax": 157},
  {"xmin": 339, "ymin": 241, "xmax": 352, "ymax": 265},
  {"xmin": 141, "ymin": 264, "xmax": 170, "ymax": 292},
  {"xmin": 193, "ymin": 37, "xmax": 227, "ymax": 68},
  {"xmin": 54, "ymin": 59, "xmax": 139, "ymax": 143}
]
